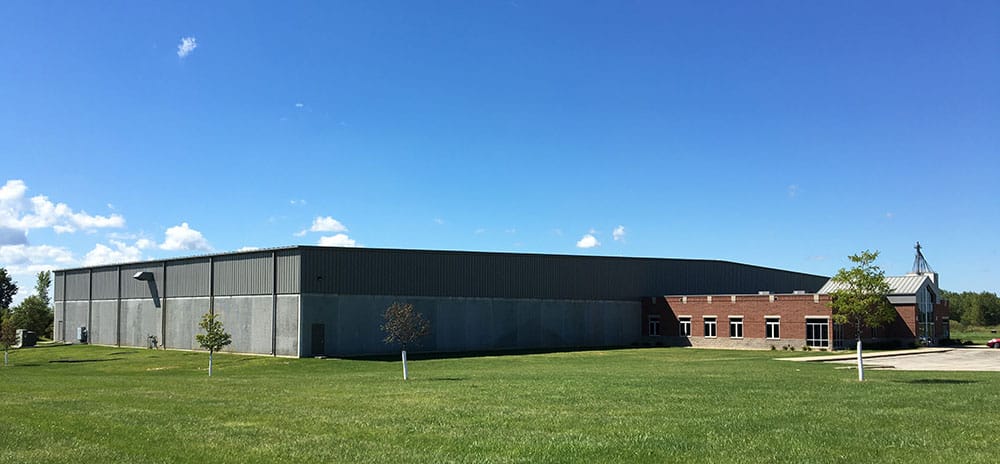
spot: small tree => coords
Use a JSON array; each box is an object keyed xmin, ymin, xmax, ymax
[
  {"xmin": 11, "ymin": 295, "xmax": 52, "ymax": 338},
  {"xmin": 195, "ymin": 312, "xmax": 232, "ymax": 377},
  {"xmin": 35, "ymin": 270, "xmax": 52, "ymax": 307},
  {"xmin": 381, "ymin": 302, "xmax": 430, "ymax": 380},
  {"xmin": 0, "ymin": 312, "xmax": 16, "ymax": 366},
  {"xmin": 830, "ymin": 250, "xmax": 896, "ymax": 381}
]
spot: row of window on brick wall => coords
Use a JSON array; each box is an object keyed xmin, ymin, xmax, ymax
[{"xmin": 647, "ymin": 316, "xmax": 829, "ymax": 345}]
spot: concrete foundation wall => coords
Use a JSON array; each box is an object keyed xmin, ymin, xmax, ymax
[
  {"xmin": 120, "ymin": 299, "xmax": 162, "ymax": 348},
  {"xmin": 91, "ymin": 301, "xmax": 118, "ymax": 345},
  {"xmin": 275, "ymin": 295, "xmax": 299, "ymax": 356},
  {"xmin": 215, "ymin": 295, "xmax": 275, "ymax": 355},
  {"xmin": 300, "ymin": 294, "xmax": 639, "ymax": 357},
  {"xmin": 63, "ymin": 301, "xmax": 89, "ymax": 342},
  {"xmin": 164, "ymin": 297, "xmax": 210, "ymax": 350}
]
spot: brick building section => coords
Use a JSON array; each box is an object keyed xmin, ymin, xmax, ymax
[{"xmin": 641, "ymin": 293, "xmax": 951, "ymax": 350}]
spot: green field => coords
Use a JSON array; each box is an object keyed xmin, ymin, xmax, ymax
[
  {"xmin": 1, "ymin": 345, "xmax": 997, "ymax": 463},
  {"xmin": 949, "ymin": 323, "xmax": 1000, "ymax": 344}
]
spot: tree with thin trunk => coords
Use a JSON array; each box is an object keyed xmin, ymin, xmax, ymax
[
  {"xmin": 829, "ymin": 250, "xmax": 896, "ymax": 381},
  {"xmin": 35, "ymin": 270, "xmax": 52, "ymax": 306},
  {"xmin": 195, "ymin": 312, "xmax": 231, "ymax": 377},
  {"xmin": 0, "ymin": 312, "xmax": 16, "ymax": 366},
  {"xmin": 381, "ymin": 302, "xmax": 430, "ymax": 380}
]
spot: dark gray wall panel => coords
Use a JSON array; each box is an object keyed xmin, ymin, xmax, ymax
[
  {"xmin": 277, "ymin": 251, "xmax": 300, "ymax": 294},
  {"xmin": 54, "ymin": 272, "xmax": 64, "ymax": 302},
  {"xmin": 120, "ymin": 263, "xmax": 164, "ymax": 299},
  {"xmin": 300, "ymin": 247, "xmax": 828, "ymax": 300},
  {"xmin": 299, "ymin": 294, "xmax": 641, "ymax": 357},
  {"xmin": 91, "ymin": 267, "xmax": 119, "ymax": 300},
  {"xmin": 166, "ymin": 259, "xmax": 210, "ymax": 297},
  {"xmin": 214, "ymin": 253, "xmax": 272, "ymax": 296},
  {"xmin": 65, "ymin": 271, "xmax": 90, "ymax": 301}
]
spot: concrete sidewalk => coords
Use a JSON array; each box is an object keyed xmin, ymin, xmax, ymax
[{"xmin": 776, "ymin": 347, "xmax": 954, "ymax": 362}]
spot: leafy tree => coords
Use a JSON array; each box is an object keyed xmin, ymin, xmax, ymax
[
  {"xmin": 0, "ymin": 312, "xmax": 16, "ymax": 366},
  {"xmin": 11, "ymin": 295, "xmax": 53, "ymax": 338},
  {"xmin": 195, "ymin": 312, "xmax": 232, "ymax": 377},
  {"xmin": 35, "ymin": 270, "xmax": 52, "ymax": 306},
  {"xmin": 829, "ymin": 250, "xmax": 896, "ymax": 381},
  {"xmin": 381, "ymin": 302, "xmax": 430, "ymax": 380},
  {"xmin": 0, "ymin": 267, "xmax": 17, "ymax": 312},
  {"xmin": 941, "ymin": 290, "xmax": 1000, "ymax": 326}
]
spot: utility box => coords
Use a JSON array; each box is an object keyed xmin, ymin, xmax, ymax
[
  {"xmin": 77, "ymin": 326, "xmax": 88, "ymax": 344},
  {"xmin": 15, "ymin": 329, "xmax": 37, "ymax": 348}
]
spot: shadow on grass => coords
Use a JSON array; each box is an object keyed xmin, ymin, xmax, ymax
[
  {"xmin": 423, "ymin": 377, "xmax": 467, "ymax": 381},
  {"xmin": 49, "ymin": 358, "xmax": 123, "ymax": 364},
  {"xmin": 896, "ymin": 379, "xmax": 977, "ymax": 385},
  {"xmin": 336, "ymin": 345, "xmax": 646, "ymax": 362}
]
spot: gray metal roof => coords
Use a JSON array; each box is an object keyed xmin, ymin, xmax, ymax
[{"xmin": 818, "ymin": 274, "xmax": 934, "ymax": 296}]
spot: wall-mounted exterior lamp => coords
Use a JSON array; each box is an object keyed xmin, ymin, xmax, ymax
[{"xmin": 133, "ymin": 271, "xmax": 154, "ymax": 281}]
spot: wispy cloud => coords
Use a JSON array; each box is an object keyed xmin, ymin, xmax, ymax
[
  {"xmin": 474, "ymin": 228, "xmax": 486, "ymax": 235},
  {"xmin": 613, "ymin": 225, "xmax": 626, "ymax": 242},
  {"xmin": 160, "ymin": 222, "xmax": 211, "ymax": 251},
  {"xmin": 576, "ymin": 234, "xmax": 600, "ymax": 249},
  {"xmin": 177, "ymin": 37, "xmax": 197, "ymax": 58},
  {"xmin": 318, "ymin": 234, "xmax": 357, "ymax": 247},
  {"xmin": 788, "ymin": 184, "xmax": 800, "ymax": 198},
  {"xmin": 434, "ymin": 218, "xmax": 445, "ymax": 225},
  {"xmin": 295, "ymin": 103, "xmax": 304, "ymax": 108},
  {"xmin": 885, "ymin": 212, "xmax": 895, "ymax": 219},
  {"xmin": 237, "ymin": 246, "xmax": 261, "ymax": 252},
  {"xmin": 289, "ymin": 199, "xmax": 307, "ymax": 206}
]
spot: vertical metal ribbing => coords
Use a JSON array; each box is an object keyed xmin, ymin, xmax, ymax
[
  {"xmin": 87, "ymin": 269, "xmax": 92, "ymax": 344},
  {"xmin": 209, "ymin": 256, "xmax": 215, "ymax": 314},
  {"xmin": 162, "ymin": 261, "xmax": 167, "ymax": 348},
  {"xmin": 116, "ymin": 265, "xmax": 122, "ymax": 347}
]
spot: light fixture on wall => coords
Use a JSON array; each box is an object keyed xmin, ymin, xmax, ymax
[{"xmin": 133, "ymin": 271, "xmax": 154, "ymax": 281}]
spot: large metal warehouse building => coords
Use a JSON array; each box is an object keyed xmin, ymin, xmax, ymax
[{"xmin": 53, "ymin": 246, "xmax": 828, "ymax": 357}]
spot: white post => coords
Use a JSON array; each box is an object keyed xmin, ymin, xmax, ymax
[
  {"xmin": 401, "ymin": 349, "xmax": 408, "ymax": 380},
  {"xmin": 856, "ymin": 339, "xmax": 864, "ymax": 381},
  {"xmin": 209, "ymin": 350, "xmax": 214, "ymax": 377}
]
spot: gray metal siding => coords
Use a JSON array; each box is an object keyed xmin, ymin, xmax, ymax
[
  {"xmin": 277, "ymin": 251, "xmax": 300, "ymax": 294},
  {"xmin": 166, "ymin": 258, "xmax": 211, "ymax": 297},
  {"xmin": 91, "ymin": 267, "xmax": 119, "ymax": 300},
  {"xmin": 54, "ymin": 272, "xmax": 64, "ymax": 302},
  {"xmin": 120, "ymin": 263, "xmax": 164, "ymax": 299},
  {"xmin": 300, "ymin": 247, "xmax": 828, "ymax": 300},
  {"xmin": 214, "ymin": 252, "xmax": 273, "ymax": 296},
  {"xmin": 65, "ymin": 271, "xmax": 91, "ymax": 301}
]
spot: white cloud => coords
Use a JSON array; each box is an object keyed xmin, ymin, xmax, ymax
[
  {"xmin": 293, "ymin": 229, "xmax": 308, "ymax": 237},
  {"xmin": 0, "ymin": 244, "xmax": 75, "ymax": 274},
  {"xmin": 289, "ymin": 199, "xmax": 307, "ymax": 206},
  {"xmin": 160, "ymin": 222, "xmax": 211, "ymax": 251},
  {"xmin": 613, "ymin": 225, "xmax": 626, "ymax": 242},
  {"xmin": 434, "ymin": 218, "xmax": 444, "ymax": 225},
  {"xmin": 576, "ymin": 234, "xmax": 600, "ymax": 249},
  {"xmin": 135, "ymin": 238, "xmax": 156, "ymax": 250},
  {"xmin": 236, "ymin": 246, "xmax": 261, "ymax": 252},
  {"xmin": 295, "ymin": 103, "xmax": 304, "ymax": 108},
  {"xmin": 84, "ymin": 241, "xmax": 142, "ymax": 266},
  {"xmin": 788, "ymin": 184, "xmax": 800, "ymax": 198},
  {"xmin": 0, "ymin": 179, "xmax": 125, "ymax": 236},
  {"xmin": 885, "ymin": 212, "xmax": 895, "ymax": 219},
  {"xmin": 309, "ymin": 216, "xmax": 348, "ymax": 233},
  {"xmin": 177, "ymin": 37, "xmax": 197, "ymax": 58},
  {"xmin": 318, "ymin": 234, "xmax": 357, "ymax": 247},
  {"xmin": 474, "ymin": 228, "xmax": 486, "ymax": 235}
]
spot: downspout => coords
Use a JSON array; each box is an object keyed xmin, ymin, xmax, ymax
[
  {"xmin": 271, "ymin": 251, "xmax": 278, "ymax": 356},
  {"xmin": 116, "ymin": 265, "xmax": 122, "ymax": 347}
]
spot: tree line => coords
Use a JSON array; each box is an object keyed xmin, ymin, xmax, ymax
[
  {"xmin": 941, "ymin": 289, "xmax": 1000, "ymax": 326},
  {"xmin": 1, "ymin": 268, "xmax": 54, "ymax": 340}
]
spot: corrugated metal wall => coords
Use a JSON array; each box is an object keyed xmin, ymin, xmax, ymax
[
  {"xmin": 65, "ymin": 270, "xmax": 91, "ymax": 300},
  {"xmin": 277, "ymin": 250, "xmax": 300, "ymax": 294},
  {"xmin": 214, "ymin": 252, "xmax": 273, "ymax": 296},
  {"xmin": 166, "ymin": 258, "xmax": 211, "ymax": 297},
  {"xmin": 54, "ymin": 272, "xmax": 64, "ymax": 301},
  {"xmin": 300, "ymin": 247, "xmax": 829, "ymax": 300},
  {"xmin": 120, "ymin": 263, "xmax": 164, "ymax": 299},
  {"xmin": 92, "ymin": 267, "xmax": 118, "ymax": 300}
]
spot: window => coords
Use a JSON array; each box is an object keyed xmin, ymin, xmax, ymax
[
  {"xmin": 806, "ymin": 318, "xmax": 829, "ymax": 347},
  {"xmin": 704, "ymin": 317, "xmax": 717, "ymax": 338},
  {"xmin": 765, "ymin": 317, "xmax": 780, "ymax": 340},
  {"xmin": 648, "ymin": 315, "xmax": 661, "ymax": 336},
  {"xmin": 679, "ymin": 317, "xmax": 691, "ymax": 337},
  {"xmin": 729, "ymin": 317, "xmax": 743, "ymax": 338}
]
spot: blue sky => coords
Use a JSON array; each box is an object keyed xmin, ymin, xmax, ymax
[{"xmin": 1, "ymin": 1, "xmax": 997, "ymax": 302}]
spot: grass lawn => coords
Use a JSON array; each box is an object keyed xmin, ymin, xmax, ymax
[
  {"xmin": 1, "ymin": 345, "xmax": 997, "ymax": 463},
  {"xmin": 950, "ymin": 324, "xmax": 1000, "ymax": 344}
]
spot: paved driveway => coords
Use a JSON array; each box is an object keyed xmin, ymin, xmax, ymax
[{"xmin": 830, "ymin": 347, "xmax": 1000, "ymax": 372}]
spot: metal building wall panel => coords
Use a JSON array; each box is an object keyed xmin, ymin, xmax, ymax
[
  {"xmin": 213, "ymin": 252, "xmax": 273, "ymax": 296},
  {"xmin": 54, "ymin": 272, "xmax": 64, "ymax": 302},
  {"xmin": 91, "ymin": 267, "xmax": 119, "ymax": 300},
  {"xmin": 65, "ymin": 270, "xmax": 91, "ymax": 301},
  {"xmin": 277, "ymin": 251, "xmax": 300, "ymax": 294},
  {"xmin": 300, "ymin": 247, "xmax": 828, "ymax": 300},
  {"xmin": 166, "ymin": 258, "xmax": 211, "ymax": 297},
  {"xmin": 120, "ymin": 263, "xmax": 164, "ymax": 299}
]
